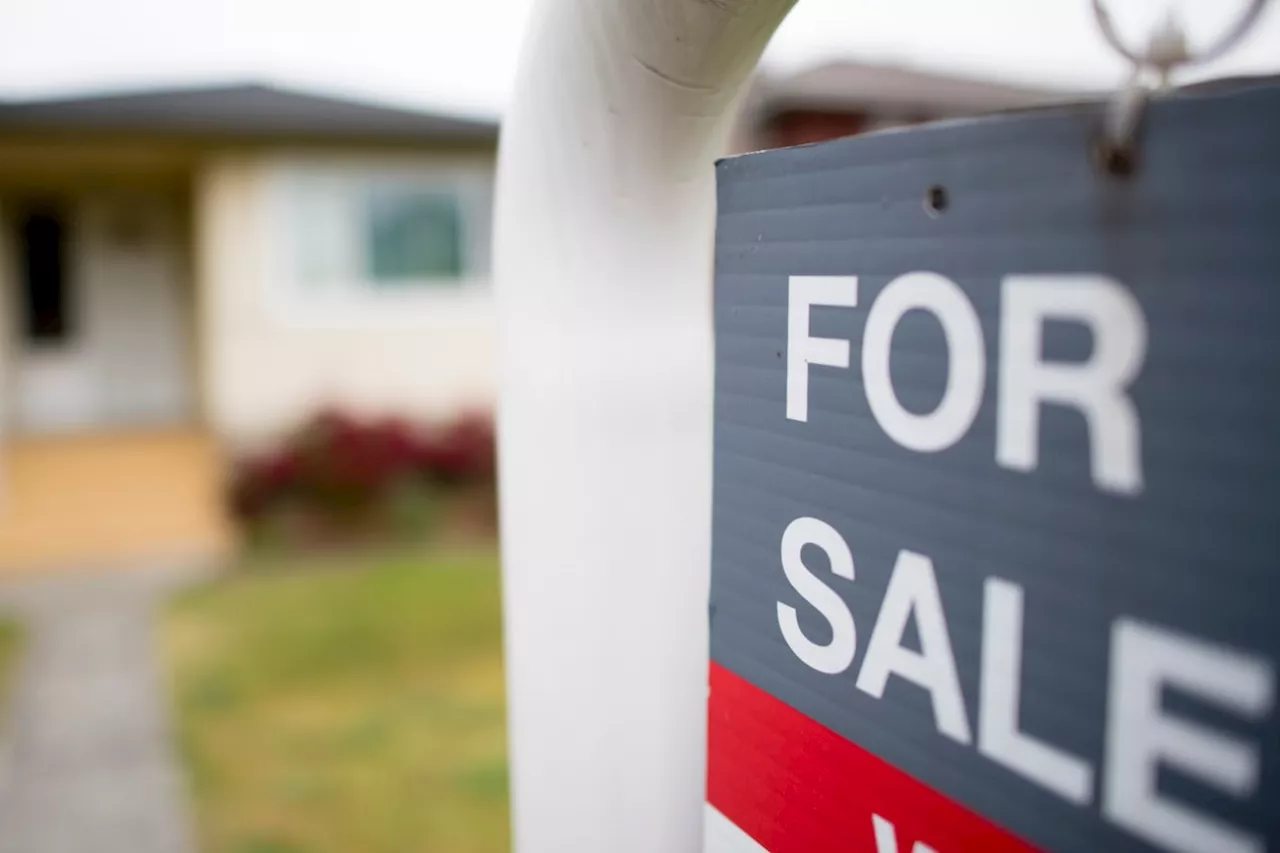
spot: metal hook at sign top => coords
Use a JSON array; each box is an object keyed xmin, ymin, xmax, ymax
[
  {"xmin": 1091, "ymin": 0, "xmax": 1270, "ymax": 71},
  {"xmin": 1091, "ymin": 0, "xmax": 1272, "ymax": 170}
]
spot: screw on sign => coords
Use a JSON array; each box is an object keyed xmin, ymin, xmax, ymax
[{"xmin": 706, "ymin": 81, "xmax": 1280, "ymax": 853}]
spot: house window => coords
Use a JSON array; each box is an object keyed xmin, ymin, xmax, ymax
[
  {"xmin": 15, "ymin": 204, "xmax": 72, "ymax": 344},
  {"xmin": 284, "ymin": 169, "xmax": 482, "ymax": 293},
  {"xmin": 366, "ymin": 188, "xmax": 464, "ymax": 282}
]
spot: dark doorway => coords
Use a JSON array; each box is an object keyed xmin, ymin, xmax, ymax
[{"xmin": 14, "ymin": 202, "xmax": 73, "ymax": 345}]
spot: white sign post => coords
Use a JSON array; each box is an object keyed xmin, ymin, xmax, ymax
[{"xmin": 492, "ymin": 1, "xmax": 798, "ymax": 851}]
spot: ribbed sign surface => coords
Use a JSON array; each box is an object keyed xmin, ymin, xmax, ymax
[{"xmin": 707, "ymin": 80, "xmax": 1280, "ymax": 853}]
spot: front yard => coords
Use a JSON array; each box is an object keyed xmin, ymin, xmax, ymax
[
  {"xmin": 164, "ymin": 548, "xmax": 509, "ymax": 853},
  {"xmin": 0, "ymin": 619, "xmax": 20, "ymax": 714}
]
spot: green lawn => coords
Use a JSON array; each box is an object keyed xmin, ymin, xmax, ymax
[
  {"xmin": 0, "ymin": 620, "xmax": 21, "ymax": 714},
  {"xmin": 164, "ymin": 548, "xmax": 509, "ymax": 853}
]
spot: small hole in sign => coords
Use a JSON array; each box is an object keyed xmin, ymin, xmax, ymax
[
  {"xmin": 924, "ymin": 185, "xmax": 948, "ymax": 217},
  {"xmin": 1095, "ymin": 141, "xmax": 1138, "ymax": 178}
]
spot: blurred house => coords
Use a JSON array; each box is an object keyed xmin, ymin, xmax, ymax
[
  {"xmin": 729, "ymin": 60, "xmax": 1076, "ymax": 152},
  {"xmin": 0, "ymin": 84, "xmax": 497, "ymax": 571},
  {"xmin": 0, "ymin": 64, "xmax": 1071, "ymax": 572}
]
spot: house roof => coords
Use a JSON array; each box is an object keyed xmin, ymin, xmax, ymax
[
  {"xmin": 0, "ymin": 83, "xmax": 498, "ymax": 144},
  {"xmin": 755, "ymin": 61, "xmax": 1086, "ymax": 119}
]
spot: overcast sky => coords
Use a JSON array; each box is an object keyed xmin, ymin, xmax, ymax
[{"xmin": 0, "ymin": 0, "xmax": 1276, "ymax": 118}]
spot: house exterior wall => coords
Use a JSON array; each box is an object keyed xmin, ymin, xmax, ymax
[{"xmin": 195, "ymin": 147, "xmax": 498, "ymax": 450}]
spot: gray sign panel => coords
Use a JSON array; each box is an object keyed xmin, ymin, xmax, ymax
[{"xmin": 708, "ymin": 79, "xmax": 1280, "ymax": 853}]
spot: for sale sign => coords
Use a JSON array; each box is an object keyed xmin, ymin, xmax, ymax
[{"xmin": 706, "ymin": 79, "xmax": 1280, "ymax": 853}]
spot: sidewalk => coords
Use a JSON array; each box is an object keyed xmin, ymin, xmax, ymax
[{"xmin": 0, "ymin": 568, "xmax": 200, "ymax": 853}]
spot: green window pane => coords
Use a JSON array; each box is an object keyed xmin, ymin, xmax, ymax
[{"xmin": 366, "ymin": 189, "xmax": 464, "ymax": 282}]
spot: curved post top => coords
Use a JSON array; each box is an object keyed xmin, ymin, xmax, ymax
[{"xmin": 493, "ymin": 2, "xmax": 797, "ymax": 851}]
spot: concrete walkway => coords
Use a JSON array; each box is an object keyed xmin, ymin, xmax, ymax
[{"xmin": 0, "ymin": 567, "xmax": 201, "ymax": 853}]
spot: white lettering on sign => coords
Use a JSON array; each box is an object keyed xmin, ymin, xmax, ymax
[
  {"xmin": 786, "ymin": 276, "xmax": 858, "ymax": 422},
  {"xmin": 997, "ymin": 275, "xmax": 1147, "ymax": 495},
  {"xmin": 784, "ymin": 273, "xmax": 1148, "ymax": 495},
  {"xmin": 872, "ymin": 814, "xmax": 940, "ymax": 853},
  {"xmin": 979, "ymin": 578, "xmax": 1094, "ymax": 805},
  {"xmin": 774, "ymin": 523, "xmax": 1276, "ymax": 853},
  {"xmin": 778, "ymin": 517, "xmax": 857, "ymax": 674},
  {"xmin": 863, "ymin": 272, "xmax": 986, "ymax": 453},
  {"xmin": 1104, "ymin": 620, "xmax": 1274, "ymax": 853},
  {"xmin": 855, "ymin": 550, "xmax": 972, "ymax": 745}
]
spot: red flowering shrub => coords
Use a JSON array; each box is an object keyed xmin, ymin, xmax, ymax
[
  {"xmin": 228, "ymin": 408, "xmax": 497, "ymax": 544},
  {"xmin": 417, "ymin": 413, "xmax": 496, "ymax": 485}
]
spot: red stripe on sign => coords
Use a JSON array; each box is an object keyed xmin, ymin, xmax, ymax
[{"xmin": 707, "ymin": 662, "xmax": 1043, "ymax": 853}]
